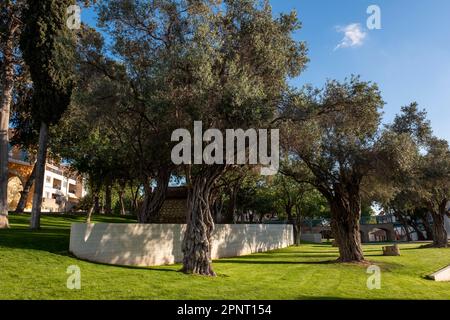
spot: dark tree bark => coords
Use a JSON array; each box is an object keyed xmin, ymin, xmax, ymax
[
  {"xmin": 30, "ymin": 122, "xmax": 49, "ymax": 230},
  {"xmin": 137, "ymin": 167, "xmax": 170, "ymax": 223},
  {"xmin": 286, "ymin": 204, "xmax": 302, "ymax": 245},
  {"xmin": 329, "ymin": 192, "xmax": 365, "ymax": 263},
  {"xmin": 421, "ymin": 214, "xmax": 434, "ymax": 241},
  {"xmin": 430, "ymin": 212, "xmax": 448, "ymax": 247},
  {"xmin": 430, "ymin": 207, "xmax": 448, "ymax": 248},
  {"xmin": 182, "ymin": 165, "xmax": 226, "ymax": 276},
  {"xmin": 15, "ymin": 162, "xmax": 37, "ymax": 213}
]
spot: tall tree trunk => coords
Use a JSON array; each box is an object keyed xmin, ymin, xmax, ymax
[
  {"xmin": 137, "ymin": 168, "xmax": 170, "ymax": 223},
  {"xmin": 86, "ymin": 185, "xmax": 100, "ymax": 223},
  {"xmin": 15, "ymin": 162, "xmax": 37, "ymax": 213},
  {"xmin": 86, "ymin": 202, "xmax": 94, "ymax": 223},
  {"xmin": 130, "ymin": 183, "xmax": 140, "ymax": 214},
  {"xmin": 430, "ymin": 208, "xmax": 448, "ymax": 248},
  {"xmin": 118, "ymin": 181, "xmax": 126, "ymax": 216},
  {"xmin": 182, "ymin": 165, "xmax": 225, "ymax": 276},
  {"xmin": 0, "ymin": 14, "xmax": 17, "ymax": 229},
  {"xmin": 330, "ymin": 194, "xmax": 365, "ymax": 263},
  {"xmin": 30, "ymin": 122, "xmax": 49, "ymax": 230},
  {"xmin": 286, "ymin": 205, "xmax": 300, "ymax": 245},
  {"xmin": 104, "ymin": 177, "xmax": 112, "ymax": 215},
  {"xmin": 294, "ymin": 208, "xmax": 303, "ymax": 246}
]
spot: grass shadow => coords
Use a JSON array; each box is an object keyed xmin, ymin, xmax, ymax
[{"xmin": 215, "ymin": 259, "xmax": 337, "ymax": 265}]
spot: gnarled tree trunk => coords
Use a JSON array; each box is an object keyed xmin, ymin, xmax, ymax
[
  {"xmin": 137, "ymin": 167, "xmax": 170, "ymax": 223},
  {"xmin": 182, "ymin": 165, "xmax": 225, "ymax": 276},
  {"xmin": 15, "ymin": 162, "xmax": 37, "ymax": 213},
  {"xmin": 30, "ymin": 122, "xmax": 49, "ymax": 230},
  {"xmin": 430, "ymin": 211, "xmax": 448, "ymax": 248},
  {"xmin": 330, "ymin": 193, "xmax": 365, "ymax": 263}
]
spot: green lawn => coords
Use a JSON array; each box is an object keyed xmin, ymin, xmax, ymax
[{"xmin": 0, "ymin": 214, "xmax": 449, "ymax": 300}]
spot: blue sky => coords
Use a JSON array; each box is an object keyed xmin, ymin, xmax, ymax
[{"xmin": 82, "ymin": 0, "xmax": 450, "ymax": 142}]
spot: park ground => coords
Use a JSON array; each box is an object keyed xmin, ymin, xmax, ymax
[{"xmin": 0, "ymin": 214, "xmax": 449, "ymax": 300}]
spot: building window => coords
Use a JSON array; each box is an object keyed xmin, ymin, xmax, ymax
[
  {"xmin": 52, "ymin": 179, "xmax": 62, "ymax": 190},
  {"xmin": 69, "ymin": 184, "xmax": 77, "ymax": 194}
]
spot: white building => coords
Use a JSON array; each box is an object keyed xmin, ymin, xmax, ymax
[
  {"xmin": 7, "ymin": 141, "xmax": 86, "ymax": 212},
  {"xmin": 41, "ymin": 162, "xmax": 87, "ymax": 212}
]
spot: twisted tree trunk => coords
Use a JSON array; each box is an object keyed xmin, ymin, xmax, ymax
[
  {"xmin": 430, "ymin": 212, "xmax": 448, "ymax": 247},
  {"xmin": 330, "ymin": 192, "xmax": 365, "ymax": 263},
  {"xmin": 430, "ymin": 212, "xmax": 448, "ymax": 248},
  {"xmin": 137, "ymin": 167, "xmax": 170, "ymax": 223},
  {"xmin": 182, "ymin": 165, "xmax": 226, "ymax": 276},
  {"xmin": 427, "ymin": 200, "xmax": 449, "ymax": 248},
  {"xmin": 15, "ymin": 162, "xmax": 37, "ymax": 213}
]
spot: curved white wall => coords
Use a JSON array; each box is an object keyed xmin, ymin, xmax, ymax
[{"xmin": 69, "ymin": 223, "xmax": 293, "ymax": 267}]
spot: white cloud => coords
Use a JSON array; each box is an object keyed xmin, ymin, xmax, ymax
[{"xmin": 334, "ymin": 23, "xmax": 367, "ymax": 50}]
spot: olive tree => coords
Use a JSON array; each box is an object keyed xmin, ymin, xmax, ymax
[{"xmin": 280, "ymin": 77, "xmax": 416, "ymax": 262}]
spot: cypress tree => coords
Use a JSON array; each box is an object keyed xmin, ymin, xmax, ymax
[{"xmin": 20, "ymin": 0, "xmax": 76, "ymax": 229}]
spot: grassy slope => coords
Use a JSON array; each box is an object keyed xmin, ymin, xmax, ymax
[{"xmin": 0, "ymin": 214, "xmax": 449, "ymax": 300}]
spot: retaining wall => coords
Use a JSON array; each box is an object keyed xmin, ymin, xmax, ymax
[{"xmin": 69, "ymin": 223, "xmax": 293, "ymax": 266}]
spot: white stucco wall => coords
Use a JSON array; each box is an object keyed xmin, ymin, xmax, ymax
[{"xmin": 69, "ymin": 223, "xmax": 294, "ymax": 267}]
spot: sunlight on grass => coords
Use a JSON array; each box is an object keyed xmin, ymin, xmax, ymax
[{"xmin": 0, "ymin": 214, "xmax": 449, "ymax": 299}]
